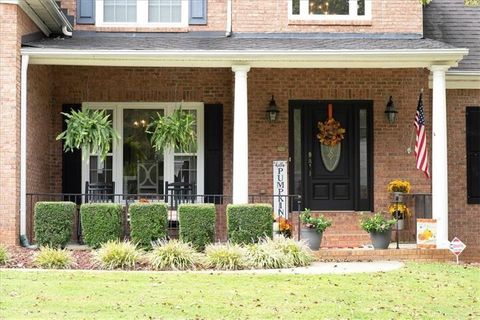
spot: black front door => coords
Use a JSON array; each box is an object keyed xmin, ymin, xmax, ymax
[{"xmin": 289, "ymin": 100, "xmax": 373, "ymax": 211}]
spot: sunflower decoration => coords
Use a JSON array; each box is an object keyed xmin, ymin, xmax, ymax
[{"xmin": 317, "ymin": 104, "xmax": 346, "ymax": 146}]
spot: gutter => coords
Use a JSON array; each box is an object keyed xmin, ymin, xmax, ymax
[
  {"xmin": 20, "ymin": 55, "xmax": 29, "ymax": 245},
  {"xmin": 44, "ymin": 0, "xmax": 73, "ymax": 36}
]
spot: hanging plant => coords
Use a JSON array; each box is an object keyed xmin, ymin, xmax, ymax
[
  {"xmin": 147, "ymin": 108, "xmax": 196, "ymax": 153},
  {"xmin": 56, "ymin": 109, "xmax": 120, "ymax": 161}
]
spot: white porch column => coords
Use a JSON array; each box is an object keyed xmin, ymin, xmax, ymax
[
  {"xmin": 232, "ymin": 65, "xmax": 251, "ymax": 204},
  {"xmin": 430, "ymin": 65, "xmax": 450, "ymax": 249}
]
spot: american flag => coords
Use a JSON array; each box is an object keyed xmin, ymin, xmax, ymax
[{"xmin": 414, "ymin": 93, "xmax": 430, "ymax": 178}]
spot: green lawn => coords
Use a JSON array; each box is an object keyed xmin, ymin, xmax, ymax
[{"xmin": 0, "ymin": 263, "xmax": 478, "ymax": 319}]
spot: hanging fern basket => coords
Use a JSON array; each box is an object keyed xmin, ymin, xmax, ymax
[
  {"xmin": 56, "ymin": 109, "xmax": 120, "ymax": 161},
  {"xmin": 147, "ymin": 108, "xmax": 197, "ymax": 154}
]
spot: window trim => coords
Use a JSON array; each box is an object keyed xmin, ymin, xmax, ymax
[
  {"xmin": 288, "ymin": 0, "xmax": 372, "ymax": 21},
  {"xmin": 96, "ymin": 0, "xmax": 189, "ymax": 28},
  {"xmin": 81, "ymin": 102, "xmax": 204, "ymax": 197}
]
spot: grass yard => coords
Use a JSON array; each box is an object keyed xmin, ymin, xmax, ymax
[{"xmin": 0, "ymin": 263, "xmax": 478, "ymax": 319}]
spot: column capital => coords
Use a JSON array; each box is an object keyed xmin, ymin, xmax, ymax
[
  {"xmin": 232, "ymin": 65, "xmax": 251, "ymax": 73},
  {"xmin": 428, "ymin": 65, "xmax": 450, "ymax": 73}
]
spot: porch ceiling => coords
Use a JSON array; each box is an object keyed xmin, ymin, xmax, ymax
[{"xmin": 22, "ymin": 32, "xmax": 469, "ymax": 69}]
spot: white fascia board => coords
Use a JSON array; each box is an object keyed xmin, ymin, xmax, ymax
[
  {"xmin": 22, "ymin": 48, "xmax": 469, "ymax": 69},
  {"xmin": 428, "ymin": 70, "xmax": 480, "ymax": 90}
]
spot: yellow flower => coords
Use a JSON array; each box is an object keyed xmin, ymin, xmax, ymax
[
  {"xmin": 387, "ymin": 179, "xmax": 411, "ymax": 193},
  {"xmin": 388, "ymin": 203, "xmax": 411, "ymax": 217}
]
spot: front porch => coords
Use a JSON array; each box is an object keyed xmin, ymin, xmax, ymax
[{"xmin": 15, "ymin": 33, "xmax": 467, "ymax": 249}]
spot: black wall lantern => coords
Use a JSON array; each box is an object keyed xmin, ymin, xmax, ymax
[
  {"xmin": 385, "ymin": 96, "xmax": 398, "ymax": 123},
  {"xmin": 266, "ymin": 95, "xmax": 279, "ymax": 123}
]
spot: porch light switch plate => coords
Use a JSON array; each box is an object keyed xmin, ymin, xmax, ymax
[{"xmin": 277, "ymin": 146, "xmax": 286, "ymax": 152}]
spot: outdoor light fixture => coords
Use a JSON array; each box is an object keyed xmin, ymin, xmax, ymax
[
  {"xmin": 385, "ymin": 96, "xmax": 398, "ymax": 123},
  {"xmin": 266, "ymin": 95, "xmax": 280, "ymax": 123}
]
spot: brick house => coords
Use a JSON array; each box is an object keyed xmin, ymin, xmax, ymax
[{"xmin": 0, "ymin": 1, "xmax": 478, "ymax": 256}]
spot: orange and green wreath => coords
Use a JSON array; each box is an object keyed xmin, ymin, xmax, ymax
[{"xmin": 317, "ymin": 118, "xmax": 346, "ymax": 146}]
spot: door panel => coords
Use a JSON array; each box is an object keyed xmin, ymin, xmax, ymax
[{"xmin": 289, "ymin": 100, "xmax": 373, "ymax": 211}]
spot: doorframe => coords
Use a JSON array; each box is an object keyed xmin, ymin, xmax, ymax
[{"xmin": 288, "ymin": 100, "xmax": 374, "ymax": 211}]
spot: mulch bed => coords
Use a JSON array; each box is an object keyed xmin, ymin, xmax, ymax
[{"xmin": 3, "ymin": 246, "xmax": 95, "ymax": 270}]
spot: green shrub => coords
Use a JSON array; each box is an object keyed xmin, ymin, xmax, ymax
[
  {"xmin": 0, "ymin": 246, "xmax": 9, "ymax": 265},
  {"xmin": 227, "ymin": 204, "xmax": 273, "ymax": 244},
  {"xmin": 95, "ymin": 240, "xmax": 140, "ymax": 270},
  {"xmin": 268, "ymin": 236, "xmax": 314, "ymax": 267},
  {"xmin": 81, "ymin": 203, "xmax": 123, "ymax": 248},
  {"xmin": 246, "ymin": 240, "xmax": 293, "ymax": 269},
  {"xmin": 34, "ymin": 202, "xmax": 76, "ymax": 248},
  {"xmin": 149, "ymin": 240, "xmax": 199, "ymax": 271},
  {"xmin": 179, "ymin": 204, "xmax": 216, "ymax": 251},
  {"xmin": 129, "ymin": 202, "xmax": 168, "ymax": 248},
  {"xmin": 34, "ymin": 247, "xmax": 72, "ymax": 269},
  {"xmin": 204, "ymin": 243, "xmax": 248, "ymax": 270}
]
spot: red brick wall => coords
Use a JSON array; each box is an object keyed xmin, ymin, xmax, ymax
[
  {"xmin": 0, "ymin": 4, "xmax": 40, "ymax": 245},
  {"xmin": 232, "ymin": 0, "xmax": 423, "ymax": 34},
  {"xmin": 446, "ymin": 89, "xmax": 480, "ymax": 257},
  {"xmin": 59, "ymin": 0, "xmax": 422, "ymax": 34}
]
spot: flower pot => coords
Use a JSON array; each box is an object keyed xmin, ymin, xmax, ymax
[
  {"xmin": 394, "ymin": 218, "xmax": 405, "ymax": 230},
  {"xmin": 369, "ymin": 229, "xmax": 392, "ymax": 250},
  {"xmin": 300, "ymin": 228, "xmax": 323, "ymax": 250},
  {"xmin": 392, "ymin": 192, "xmax": 404, "ymax": 203}
]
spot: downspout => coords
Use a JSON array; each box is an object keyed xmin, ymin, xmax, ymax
[
  {"xmin": 226, "ymin": 0, "xmax": 232, "ymax": 37},
  {"xmin": 20, "ymin": 54, "xmax": 29, "ymax": 246}
]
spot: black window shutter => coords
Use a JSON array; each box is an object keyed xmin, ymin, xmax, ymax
[
  {"xmin": 189, "ymin": 0, "xmax": 207, "ymax": 25},
  {"xmin": 76, "ymin": 0, "xmax": 95, "ymax": 24},
  {"xmin": 466, "ymin": 107, "xmax": 480, "ymax": 204},
  {"xmin": 62, "ymin": 104, "xmax": 83, "ymax": 196},
  {"xmin": 204, "ymin": 104, "xmax": 223, "ymax": 202}
]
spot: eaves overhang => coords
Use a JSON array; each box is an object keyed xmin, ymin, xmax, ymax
[{"xmin": 21, "ymin": 48, "xmax": 469, "ymax": 69}]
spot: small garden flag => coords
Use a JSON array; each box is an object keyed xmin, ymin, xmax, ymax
[{"xmin": 414, "ymin": 92, "xmax": 430, "ymax": 178}]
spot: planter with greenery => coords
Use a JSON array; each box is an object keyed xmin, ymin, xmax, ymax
[
  {"xmin": 300, "ymin": 209, "xmax": 332, "ymax": 250},
  {"xmin": 147, "ymin": 108, "xmax": 196, "ymax": 153},
  {"xmin": 360, "ymin": 212, "xmax": 397, "ymax": 250},
  {"xmin": 56, "ymin": 109, "xmax": 120, "ymax": 161}
]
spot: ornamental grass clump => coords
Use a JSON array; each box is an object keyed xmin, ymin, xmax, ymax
[
  {"xmin": 268, "ymin": 236, "xmax": 314, "ymax": 267},
  {"xmin": 204, "ymin": 243, "xmax": 248, "ymax": 270},
  {"xmin": 149, "ymin": 239, "xmax": 199, "ymax": 271},
  {"xmin": 95, "ymin": 240, "xmax": 141, "ymax": 270},
  {"xmin": 0, "ymin": 245, "xmax": 9, "ymax": 265},
  {"xmin": 246, "ymin": 239, "xmax": 293, "ymax": 269},
  {"xmin": 34, "ymin": 247, "xmax": 72, "ymax": 269}
]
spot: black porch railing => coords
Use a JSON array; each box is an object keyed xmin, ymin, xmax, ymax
[{"xmin": 25, "ymin": 193, "xmax": 302, "ymax": 245}]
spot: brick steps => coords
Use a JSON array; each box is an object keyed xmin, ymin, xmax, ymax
[{"xmin": 314, "ymin": 248, "xmax": 453, "ymax": 262}]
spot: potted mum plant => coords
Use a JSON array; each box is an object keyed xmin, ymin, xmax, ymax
[
  {"xmin": 300, "ymin": 209, "xmax": 332, "ymax": 250},
  {"xmin": 387, "ymin": 179, "xmax": 411, "ymax": 203},
  {"xmin": 360, "ymin": 212, "xmax": 397, "ymax": 250},
  {"xmin": 388, "ymin": 203, "xmax": 410, "ymax": 230}
]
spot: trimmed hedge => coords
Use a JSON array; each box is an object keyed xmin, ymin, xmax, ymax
[
  {"xmin": 80, "ymin": 203, "xmax": 123, "ymax": 248},
  {"xmin": 129, "ymin": 202, "xmax": 168, "ymax": 248},
  {"xmin": 178, "ymin": 204, "xmax": 216, "ymax": 251},
  {"xmin": 227, "ymin": 204, "xmax": 273, "ymax": 244},
  {"xmin": 34, "ymin": 202, "xmax": 76, "ymax": 248}
]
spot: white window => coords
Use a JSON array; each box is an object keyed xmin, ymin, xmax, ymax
[
  {"xmin": 96, "ymin": 0, "xmax": 189, "ymax": 27},
  {"xmin": 81, "ymin": 102, "xmax": 204, "ymax": 197},
  {"xmin": 289, "ymin": 0, "xmax": 372, "ymax": 21}
]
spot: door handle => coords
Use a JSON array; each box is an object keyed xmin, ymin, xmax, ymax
[{"xmin": 307, "ymin": 151, "xmax": 312, "ymax": 177}]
